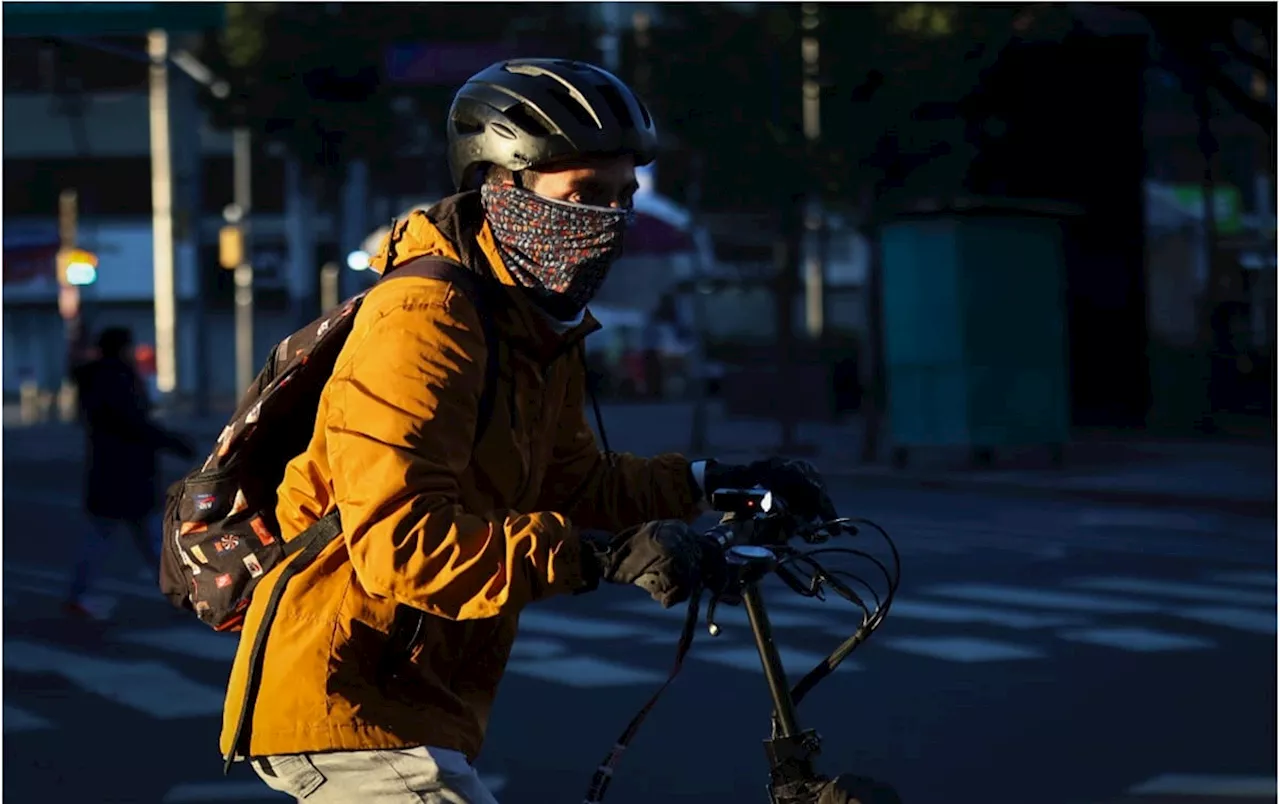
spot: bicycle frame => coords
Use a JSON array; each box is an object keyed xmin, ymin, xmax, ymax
[{"xmin": 723, "ymin": 546, "xmax": 826, "ymax": 804}]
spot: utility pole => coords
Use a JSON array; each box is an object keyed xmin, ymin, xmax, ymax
[
  {"xmin": 687, "ymin": 153, "xmax": 711, "ymax": 454},
  {"xmin": 56, "ymin": 189, "xmax": 82, "ymax": 423},
  {"xmin": 231, "ymin": 127, "xmax": 255, "ymax": 395},
  {"xmin": 148, "ymin": 29, "xmax": 178, "ymax": 399},
  {"xmin": 320, "ymin": 261, "xmax": 341, "ymax": 312},
  {"xmin": 801, "ymin": 2, "xmax": 827, "ymax": 342},
  {"xmin": 597, "ymin": 3, "xmax": 623, "ymax": 73}
]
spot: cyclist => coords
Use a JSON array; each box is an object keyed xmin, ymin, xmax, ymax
[{"xmin": 223, "ymin": 59, "xmax": 836, "ymax": 803}]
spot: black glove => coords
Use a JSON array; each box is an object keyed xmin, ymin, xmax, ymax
[
  {"xmin": 579, "ymin": 521, "xmax": 723, "ymax": 608},
  {"xmin": 703, "ymin": 457, "xmax": 837, "ymax": 522}
]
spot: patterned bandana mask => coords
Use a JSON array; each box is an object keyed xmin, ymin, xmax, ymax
[{"xmin": 480, "ymin": 182, "xmax": 633, "ymax": 318}]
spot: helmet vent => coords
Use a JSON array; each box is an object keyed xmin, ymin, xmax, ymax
[
  {"xmin": 452, "ymin": 117, "xmax": 483, "ymax": 136},
  {"xmin": 636, "ymin": 98, "xmax": 652, "ymax": 128},
  {"xmin": 489, "ymin": 122, "xmax": 519, "ymax": 141},
  {"xmin": 504, "ymin": 103, "xmax": 553, "ymax": 137},
  {"xmin": 548, "ymin": 87, "xmax": 601, "ymax": 130},
  {"xmin": 595, "ymin": 83, "xmax": 635, "ymax": 130}
]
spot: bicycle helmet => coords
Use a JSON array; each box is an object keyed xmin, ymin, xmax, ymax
[{"xmin": 446, "ymin": 58, "xmax": 658, "ymax": 190}]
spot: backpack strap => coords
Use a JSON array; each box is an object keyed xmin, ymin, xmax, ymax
[
  {"xmin": 379, "ymin": 256, "xmax": 502, "ymax": 450},
  {"xmin": 223, "ymin": 510, "xmax": 342, "ymax": 773},
  {"xmin": 223, "ymin": 257, "xmax": 505, "ymax": 772}
]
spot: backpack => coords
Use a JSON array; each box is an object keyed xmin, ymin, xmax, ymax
[{"xmin": 158, "ymin": 255, "xmax": 501, "ymax": 633}]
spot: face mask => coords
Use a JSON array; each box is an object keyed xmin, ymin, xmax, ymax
[{"xmin": 480, "ymin": 182, "xmax": 633, "ymax": 319}]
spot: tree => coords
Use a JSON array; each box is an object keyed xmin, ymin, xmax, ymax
[{"xmin": 1130, "ymin": 3, "xmax": 1276, "ymax": 428}]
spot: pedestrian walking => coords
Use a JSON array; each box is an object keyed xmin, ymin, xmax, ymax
[{"xmin": 65, "ymin": 326, "xmax": 194, "ymax": 618}]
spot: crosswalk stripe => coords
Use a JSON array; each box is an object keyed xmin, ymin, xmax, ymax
[
  {"xmin": 1127, "ymin": 774, "xmax": 1277, "ymax": 797},
  {"xmin": 517, "ymin": 610, "xmax": 669, "ymax": 640},
  {"xmin": 922, "ymin": 583, "xmax": 1163, "ymax": 614},
  {"xmin": 1066, "ymin": 577, "xmax": 1275, "ymax": 607},
  {"xmin": 481, "ymin": 774, "xmax": 507, "ymax": 794},
  {"xmin": 117, "ymin": 626, "xmax": 240, "ymax": 662},
  {"xmin": 1076, "ymin": 509, "xmax": 1219, "ymax": 532},
  {"xmin": 1208, "ymin": 571, "xmax": 1276, "ymax": 588},
  {"xmin": 509, "ymin": 637, "xmax": 569, "ymax": 660},
  {"xmin": 610, "ymin": 598, "xmax": 841, "ymax": 631},
  {"xmin": 2, "ymin": 704, "xmax": 55, "ymax": 733},
  {"xmin": 7, "ymin": 563, "xmax": 158, "ymax": 599},
  {"xmin": 1172, "ymin": 606, "xmax": 1276, "ymax": 635},
  {"xmin": 876, "ymin": 599, "xmax": 1087, "ymax": 630},
  {"xmin": 5, "ymin": 639, "xmax": 225, "ymax": 719},
  {"xmin": 882, "ymin": 636, "xmax": 1045, "ymax": 662},
  {"xmin": 1057, "ymin": 627, "xmax": 1215, "ymax": 652},
  {"xmin": 693, "ymin": 644, "xmax": 860, "ymax": 675},
  {"xmin": 2, "ymin": 579, "xmax": 120, "ymax": 617},
  {"xmin": 505, "ymin": 655, "xmax": 667, "ymax": 688}
]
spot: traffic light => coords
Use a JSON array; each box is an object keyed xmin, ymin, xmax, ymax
[{"xmin": 56, "ymin": 247, "xmax": 98, "ymax": 286}]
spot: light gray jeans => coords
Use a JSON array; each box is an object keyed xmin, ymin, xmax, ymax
[{"xmin": 251, "ymin": 746, "xmax": 500, "ymax": 803}]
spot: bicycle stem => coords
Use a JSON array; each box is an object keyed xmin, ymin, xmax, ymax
[{"xmin": 742, "ymin": 580, "xmax": 801, "ymax": 738}]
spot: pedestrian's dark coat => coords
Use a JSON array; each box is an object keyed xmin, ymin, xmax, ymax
[{"xmin": 75, "ymin": 356, "xmax": 188, "ymax": 519}]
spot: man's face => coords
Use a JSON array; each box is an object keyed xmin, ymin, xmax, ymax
[{"xmin": 523, "ymin": 154, "xmax": 639, "ymax": 210}]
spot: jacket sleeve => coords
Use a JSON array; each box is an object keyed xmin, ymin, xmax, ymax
[
  {"xmin": 535, "ymin": 356, "xmax": 702, "ymax": 533},
  {"xmin": 324, "ymin": 286, "xmax": 588, "ymax": 621}
]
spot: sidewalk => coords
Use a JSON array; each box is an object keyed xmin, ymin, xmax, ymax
[{"xmin": 5, "ymin": 401, "xmax": 1275, "ymax": 518}]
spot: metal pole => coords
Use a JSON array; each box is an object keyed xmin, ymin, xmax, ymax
[
  {"xmin": 320, "ymin": 262, "xmax": 340, "ymax": 312},
  {"xmin": 688, "ymin": 154, "xmax": 710, "ymax": 454},
  {"xmin": 800, "ymin": 3, "xmax": 826, "ymax": 343},
  {"xmin": 57, "ymin": 189, "xmax": 82, "ymax": 423},
  {"xmin": 232, "ymin": 126, "xmax": 256, "ymax": 396},
  {"xmin": 148, "ymin": 30, "xmax": 178, "ymax": 398}
]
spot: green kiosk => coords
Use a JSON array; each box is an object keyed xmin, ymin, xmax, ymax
[{"xmin": 878, "ymin": 198, "xmax": 1075, "ymax": 468}]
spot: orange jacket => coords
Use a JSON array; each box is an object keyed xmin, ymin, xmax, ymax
[{"xmin": 220, "ymin": 193, "xmax": 701, "ymax": 761}]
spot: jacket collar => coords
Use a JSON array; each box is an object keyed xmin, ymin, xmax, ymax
[{"xmin": 371, "ymin": 192, "xmax": 602, "ymax": 365}]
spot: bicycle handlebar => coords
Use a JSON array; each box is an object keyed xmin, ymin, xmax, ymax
[{"xmin": 583, "ymin": 484, "xmax": 903, "ymax": 804}]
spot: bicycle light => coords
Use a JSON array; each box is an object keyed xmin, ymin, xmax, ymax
[{"xmin": 710, "ymin": 487, "xmax": 774, "ymax": 517}]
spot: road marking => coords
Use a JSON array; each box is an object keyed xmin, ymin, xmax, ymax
[
  {"xmin": 5, "ymin": 639, "xmax": 225, "ymax": 719},
  {"xmin": 162, "ymin": 781, "xmax": 288, "ymax": 801},
  {"xmin": 516, "ymin": 610, "xmax": 668, "ymax": 640},
  {"xmin": 1057, "ymin": 627, "xmax": 1215, "ymax": 652},
  {"xmin": 611, "ymin": 598, "xmax": 839, "ymax": 630},
  {"xmin": 693, "ymin": 644, "xmax": 860, "ymax": 675},
  {"xmin": 877, "ymin": 599, "xmax": 1087, "ymax": 630},
  {"xmin": 883, "ymin": 636, "xmax": 1045, "ymax": 663},
  {"xmin": 2, "ymin": 489, "xmax": 82, "ymax": 509},
  {"xmin": 7, "ymin": 563, "xmax": 159, "ymax": 599},
  {"xmin": 1066, "ymin": 577, "xmax": 1275, "ymax": 607},
  {"xmin": 2, "ymin": 580, "xmax": 120, "ymax": 618},
  {"xmin": 1076, "ymin": 509, "xmax": 1219, "ymax": 532},
  {"xmin": 505, "ymin": 655, "xmax": 667, "ymax": 688},
  {"xmin": 1173, "ymin": 606, "xmax": 1276, "ymax": 635},
  {"xmin": 923, "ymin": 583, "xmax": 1163, "ymax": 614},
  {"xmin": 509, "ymin": 637, "xmax": 569, "ymax": 660},
  {"xmin": 1127, "ymin": 773, "xmax": 1277, "ymax": 797},
  {"xmin": 117, "ymin": 627, "xmax": 240, "ymax": 662},
  {"xmin": 3, "ymin": 703, "xmax": 55, "ymax": 733},
  {"xmin": 1208, "ymin": 571, "xmax": 1276, "ymax": 588}
]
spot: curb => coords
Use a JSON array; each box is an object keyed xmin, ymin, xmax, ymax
[{"xmin": 825, "ymin": 467, "xmax": 1276, "ymax": 519}]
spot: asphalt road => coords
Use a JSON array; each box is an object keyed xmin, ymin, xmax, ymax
[{"xmin": 3, "ymin": 451, "xmax": 1276, "ymax": 804}]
